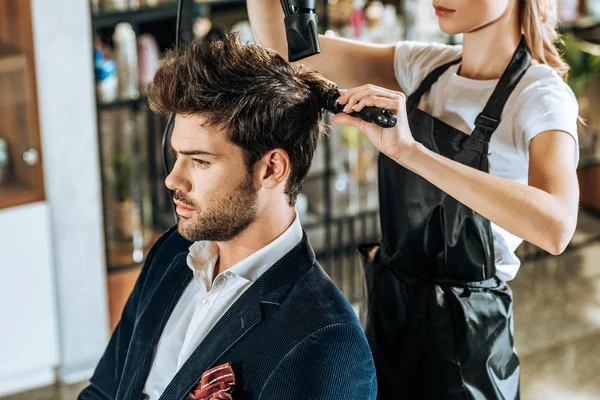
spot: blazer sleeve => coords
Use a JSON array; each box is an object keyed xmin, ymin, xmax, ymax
[
  {"xmin": 259, "ymin": 323, "xmax": 378, "ymax": 400},
  {"xmin": 78, "ymin": 226, "xmax": 177, "ymax": 400}
]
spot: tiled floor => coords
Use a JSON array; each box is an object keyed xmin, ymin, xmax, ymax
[
  {"xmin": 1, "ymin": 381, "xmax": 88, "ymax": 400},
  {"xmin": 514, "ymin": 218, "xmax": 600, "ymax": 399},
  {"xmin": 4, "ymin": 212, "xmax": 600, "ymax": 400}
]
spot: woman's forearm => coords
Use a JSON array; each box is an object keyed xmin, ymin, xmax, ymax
[{"xmin": 400, "ymin": 143, "xmax": 577, "ymax": 255}]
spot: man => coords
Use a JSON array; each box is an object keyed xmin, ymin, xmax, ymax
[{"xmin": 79, "ymin": 34, "xmax": 377, "ymax": 400}]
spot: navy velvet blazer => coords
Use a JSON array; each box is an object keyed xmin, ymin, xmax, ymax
[{"xmin": 79, "ymin": 227, "xmax": 377, "ymax": 400}]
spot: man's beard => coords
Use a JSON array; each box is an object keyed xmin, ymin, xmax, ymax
[{"xmin": 174, "ymin": 174, "xmax": 258, "ymax": 242}]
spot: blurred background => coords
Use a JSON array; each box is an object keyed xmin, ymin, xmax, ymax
[{"xmin": 0, "ymin": 0, "xmax": 599, "ymax": 398}]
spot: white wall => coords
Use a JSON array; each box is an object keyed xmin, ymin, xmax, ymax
[
  {"xmin": 0, "ymin": 203, "xmax": 60, "ymax": 395},
  {"xmin": 31, "ymin": 0, "xmax": 109, "ymax": 384},
  {"xmin": 1, "ymin": 0, "xmax": 112, "ymax": 394}
]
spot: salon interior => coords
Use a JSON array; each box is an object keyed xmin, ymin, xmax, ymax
[{"xmin": 0, "ymin": 0, "xmax": 599, "ymax": 398}]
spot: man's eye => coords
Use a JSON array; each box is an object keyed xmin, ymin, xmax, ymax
[{"xmin": 193, "ymin": 159, "xmax": 210, "ymax": 166}]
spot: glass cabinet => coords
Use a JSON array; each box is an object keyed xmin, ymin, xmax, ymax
[{"xmin": 0, "ymin": 0, "xmax": 44, "ymax": 210}]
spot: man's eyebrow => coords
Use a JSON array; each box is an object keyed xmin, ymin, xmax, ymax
[{"xmin": 170, "ymin": 146, "xmax": 220, "ymax": 158}]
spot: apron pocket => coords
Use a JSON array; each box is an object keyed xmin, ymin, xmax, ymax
[{"xmin": 443, "ymin": 281, "xmax": 521, "ymax": 399}]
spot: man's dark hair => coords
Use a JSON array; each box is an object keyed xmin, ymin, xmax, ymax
[{"xmin": 147, "ymin": 33, "xmax": 333, "ymax": 206}]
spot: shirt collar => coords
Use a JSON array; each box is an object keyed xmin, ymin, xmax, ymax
[{"xmin": 186, "ymin": 211, "xmax": 303, "ymax": 285}]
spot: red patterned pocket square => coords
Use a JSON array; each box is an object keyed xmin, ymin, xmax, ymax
[{"xmin": 188, "ymin": 362, "xmax": 235, "ymax": 400}]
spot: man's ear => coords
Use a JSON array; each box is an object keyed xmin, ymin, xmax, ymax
[{"xmin": 255, "ymin": 149, "xmax": 291, "ymax": 190}]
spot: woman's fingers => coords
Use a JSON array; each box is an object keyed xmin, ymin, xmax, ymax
[
  {"xmin": 331, "ymin": 111, "xmax": 369, "ymax": 133},
  {"xmin": 352, "ymin": 95, "xmax": 400, "ymax": 113},
  {"xmin": 337, "ymin": 84, "xmax": 402, "ymax": 106},
  {"xmin": 337, "ymin": 85, "xmax": 405, "ymax": 114}
]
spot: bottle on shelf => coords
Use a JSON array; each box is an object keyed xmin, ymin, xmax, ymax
[
  {"xmin": 589, "ymin": 0, "xmax": 600, "ymax": 18},
  {"xmin": 365, "ymin": 3, "xmax": 404, "ymax": 44},
  {"xmin": 137, "ymin": 34, "xmax": 159, "ymax": 93},
  {"xmin": 349, "ymin": 0, "xmax": 366, "ymax": 40},
  {"xmin": 0, "ymin": 138, "xmax": 8, "ymax": 185},
  {"xmin": 100, "ymin": 0, "xmax": 129, "ymax": 12},
  {"xmin": 95, "ymin": 49, "xmax": 118, "ymax": 103},
  {"xmin": 113, "ymin": 22, "xmax": 140, "ymax": 100},
  {"xmin": 558, "ymin": 0, "xmax": 580, "ymax": 24},
  {"xmin": 90, "ymin": 0, "xmax": 100, "ymax": 13}
]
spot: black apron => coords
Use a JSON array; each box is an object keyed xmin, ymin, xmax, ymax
[{"xmin": 359, "ymin": 37, "xmax": 531, "ymax": 399}]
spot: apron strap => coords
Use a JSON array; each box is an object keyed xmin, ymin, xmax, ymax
[
  {"xmin": 470, "ymin": 36, "xmax": 532, "ymax": 142},
  {"xmin": 406, "ymin": 58, "xmax": 462, "ymax": 112}
]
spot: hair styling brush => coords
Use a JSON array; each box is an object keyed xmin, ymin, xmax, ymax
[{"xmin": 321, "ymin": 87, "xmax": 397, "ymax": 128}]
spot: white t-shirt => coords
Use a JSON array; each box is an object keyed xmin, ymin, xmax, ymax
[{"xmin": 394, "ymin": 41, "xmax": 579, "ymax": 281}]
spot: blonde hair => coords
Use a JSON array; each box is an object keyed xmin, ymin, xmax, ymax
[{"xmin": 521, "ymin": 0, "xmax": 569, "ymax": 78}]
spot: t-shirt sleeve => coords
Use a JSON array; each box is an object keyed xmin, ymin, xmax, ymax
[
  {"xmin": 394, "ymin": 41, "xmax": 462, "ymax": 96},
  {"xmin": 515, "ymin": 77, "xmax": 580, "ymax": 166}
]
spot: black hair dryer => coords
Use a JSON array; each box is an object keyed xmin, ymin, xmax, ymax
[
  {"xmin": 280, "ymin": 0, "xmax": 320, "ymax": 62},
  {"xmin": 280, "ymin": 1, "xmax": 397, "ymax": 128}
]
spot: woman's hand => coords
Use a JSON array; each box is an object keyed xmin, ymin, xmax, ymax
[{"xmin": 332, "ymin": 84, "xmax": 418, "ymax": 164}]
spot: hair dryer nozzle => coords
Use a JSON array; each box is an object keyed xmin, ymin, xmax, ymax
[{"xmin": 284, "ymin": 13, "xmax": 320, "ymax": 62}]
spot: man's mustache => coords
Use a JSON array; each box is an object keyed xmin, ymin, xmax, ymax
[{"xmin": 173, "ymin": 190, "xmax": 196, "ymax": 208}]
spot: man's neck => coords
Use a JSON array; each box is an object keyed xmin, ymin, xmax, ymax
[{"xmin": 213, "ymin": 207, "xmax": 296, "ymax": 277}]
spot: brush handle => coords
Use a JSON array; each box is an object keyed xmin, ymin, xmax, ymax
[{"xmin": 323, "ymin": 89, "xmax": 397, "ymax": 128}]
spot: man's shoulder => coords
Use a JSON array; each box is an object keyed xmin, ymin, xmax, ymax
[
  {"xmin": 138, "ymin": 225, "xmax": 192, "ymax": 284},
  {"xmin": 282, "ymin": 260, "xmax": 361, "ymax": 328},
  {"xmin": 153, "ymin": 225, "xmax": 192, "ymax": 255},
  {"xmin": 145, "ymin": 225, "xmax": 192, "ymax": 267}
]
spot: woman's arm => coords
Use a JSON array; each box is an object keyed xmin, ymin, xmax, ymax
[
  {"xmin": 405, "ymin": 130, "xmax": 578, "ymax": 255},
  {"xmin": 333, "ymin": 85, "xmax": 579, "ymax": 255},
  {"xmin": 246, "ymin": 0, "xmax": 401, "ymax": 91}
]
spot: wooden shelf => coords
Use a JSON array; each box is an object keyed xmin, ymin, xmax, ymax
[
  {"xmin": 0, "ymin": 180, "xmax": 44, "ymax": 210},
  {"xmin": 91, "ymin": 0, "xmax": 247, "ymax": 29},
  {"xmin": 0, "ymin": 42, "xmax": 26, "ymax": 74},
  {"xmin": 92, "ymin": 1, "xmax": 180, "ymax": 29},
  {"xmin": 106, "ymin": 229, "xmax": 163, "ymax": 272},
  {"xmin": 107, "ymin": 266, "xmax": 142, "ymax": 331},
  {"xmin": 0, "ymin": 180, "xmax": 29, "ymax": 194},
  {"xmin": 97, "ymin": 95, "xmax": 146, "ymax": 110},
  {"xmin": 579, "ymin": 154, "xmax": 600, "ymax": 169}
]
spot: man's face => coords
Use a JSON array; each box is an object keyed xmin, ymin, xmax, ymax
[{"xmin": 166, "ymin": 114, "xmax": 258, "ymax": 242}]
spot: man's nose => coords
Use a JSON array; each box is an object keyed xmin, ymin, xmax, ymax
[{"xmin": 165, "ymin": 162, "xmax": 192, "ymax": 193}]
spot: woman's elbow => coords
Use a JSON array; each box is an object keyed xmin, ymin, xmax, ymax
[{"xmin": 541, "ymin": 214, "xmax": 577, "ymax": 256}]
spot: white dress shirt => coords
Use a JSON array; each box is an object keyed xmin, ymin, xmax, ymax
[{"xmin": 143, "ymin": 213, "xmax": 303, "ymax": 399}]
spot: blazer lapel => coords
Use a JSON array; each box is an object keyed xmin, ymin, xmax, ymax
[
  {"xmin": 158, "ymin": 232, "xmax": 316, "ymax": 400},
  {"xmin": 117, "ymin": 252, "xmax": 193, "ymax": 400}
]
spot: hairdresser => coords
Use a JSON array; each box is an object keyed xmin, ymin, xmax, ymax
[{"xmin": 247, "ymin": 0, "xmax": 580, "ymax": 398}]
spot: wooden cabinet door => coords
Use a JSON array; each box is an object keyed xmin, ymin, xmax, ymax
[{"xmin": 0, "ymin": 0, "xmax": 45, "ymax": 210}]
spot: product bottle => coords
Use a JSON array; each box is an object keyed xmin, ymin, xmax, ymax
[
  {"xmin": 94, "ymin": 49, "xmax": 118, "ymax": 103},
  {"xmin": 366, "ymin": 3, "xmax": 403, "ymax": 44},
  {"xmin": 350, "ymin": 0, "xmax": 366, "ymax": 40},
  {"xmin": 589, "ymin": 0, "xmax": 600, "ymax": 18},
  {"xmin": 0, "ymin": 138, "xmax": 9, "ymax": 185},
  {"xmin": 558, "ymin": 0, "xmax": 580, "ymax": 23},
  {"xmin": 414, "ymin": 0, "xmax": 445, "ymax": 42},
  {"xmin": 113, "ymin": 23, "xmax": 139, "ymax": 100},
  {"xmin": 101, "ymin": 0, "xmax": 128, "ymax": 11},
  {"xmin": 382, "ymin": 5, "xmax": 404, "ymax": 43},
  {"xmin": 137, "ymin": 34, "xmax": 159, "ymax": 93},
  {"xmin": 90, "ymin": 0, "xmax": 100, "ymax": 13}
]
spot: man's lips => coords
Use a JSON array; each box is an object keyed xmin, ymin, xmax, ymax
[{"xmin": 173, "ymin": 199, "xmax": 195, "ymax": 213}]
